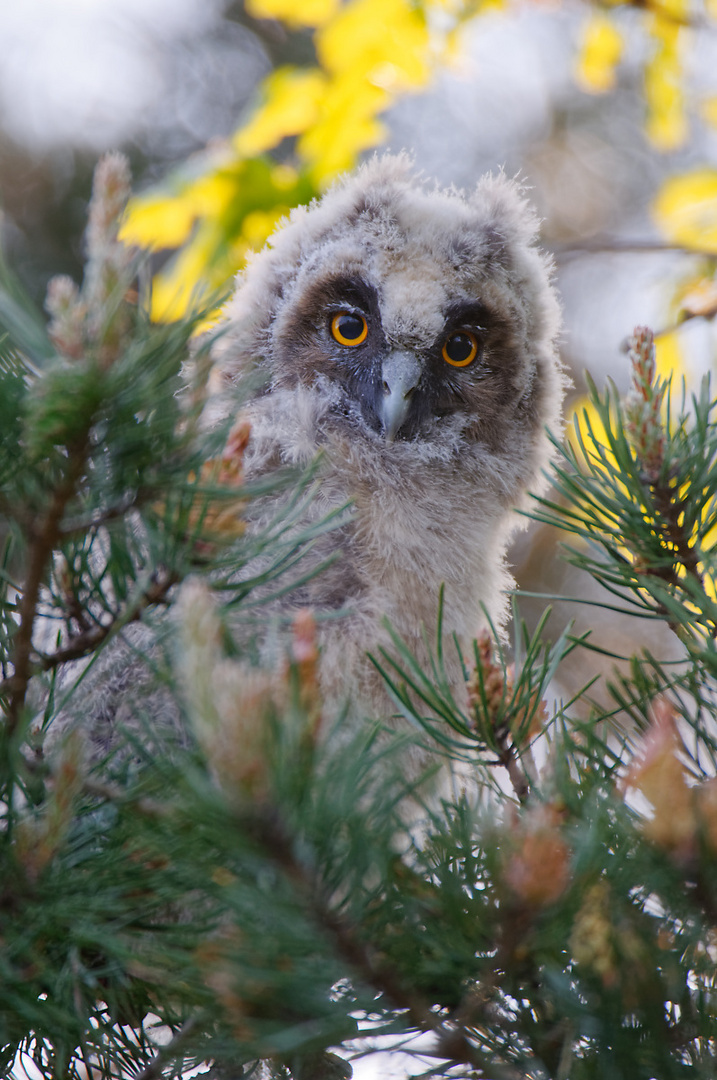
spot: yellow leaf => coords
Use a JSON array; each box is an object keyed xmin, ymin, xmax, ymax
[
  {"xmin": 233, "ymin": 68, "xmax": 328, "ymax": 157},
  {"xmin": 438, "ymin": 23, "xmax": 472, "ymax": 70},
  {"xmin": 271, "ymin": 163, "xmax": 300, "ymax": 190},
  {"xmin": 574, "ymin": 14, "xmax": 624, "ymax": 94},
  {"xmin": 568, "ymin": 396, "xmax": 630, "ymax": 505},
  {"xmin": 190, "ymin": 172, "xmax": 240, "ymax": 214},
  {"xmin": 649, "ymin": 0, "xmax": 690, "ymax": 20},
  {"xmin": 120, "ymin": 194, "xmax": 198, "ymax": 250},
  {"xmin": 317, "ymin": 0, "xmax": 431, "ymax": 88},
  {"xmin": 654, "ymin": 328, "xmax": 683, "ymax": 380},
  {"xmin": 565, "ymin": 395, "xmax": 639, "ymax": 558},
  {"xmin": 644, "ymin": 17, "xmax": 687, "ymax": 150},
  {"xmin": 679, "ymin": 276, "xmax": 717, "ymax": 320},
  {"xmin": 298, "ymin": 73, "xmax": 389, "ymax": 181},
  {"xmin": 297, "ymin": 0, "xmax": 432, "ymax": 181},
  {"xmin": 245, "ymin": 0, "xmax": 339, "ymax": 27},
  {"xmin": 150, "ymin": 227, "xmax": 219, "ymax": 322},
  {"xmin": 652, "ymin": 169, "xmax": 717, "ymax": 253},
  {"xmin": 701, "ymin": 95, "xmax": 717, "ymax": 128},
  {"xmin": 121, "ymin": 172, "xmax": 237, "ymax": 251},
  {"xmin": 240, "ymin": 207, "xmax": 289, "ymax": 248}
]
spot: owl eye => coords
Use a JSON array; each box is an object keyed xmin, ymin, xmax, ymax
[
  {"xmin": 331, "ymin": 311, "xmax": 368, "ymax": 347},
  {"xmin": 442, "ymin": 330, "xmax": 479, "ymax": 368}
]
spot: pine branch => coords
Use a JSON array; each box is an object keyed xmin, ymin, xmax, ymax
[
  {"xmin": 493, "ymin": 735, "xmax": 531, "ymax": 804},
  {"xmin": 247, "ymin": 810, "xmax": 525, "ymax": 1080},
  {"xmin": 4, "ymin": 435, "xmax": 90, "ymax": 732},
  {"xmin": 531, "ymin": 327, "xmax": 717, "ymax": 645},
  {"xmin": 650, "ymin": 480, "xmax": 707, "ymax": 601}
]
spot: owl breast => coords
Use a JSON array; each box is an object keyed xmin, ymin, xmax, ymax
[{"xmin": 240, "ymin": 380, "xmax": 533, "ymax": 719}]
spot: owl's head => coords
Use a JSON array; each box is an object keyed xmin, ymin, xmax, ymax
[{"xmin": 217, "ymin": 154, "xmax": 563, "ymax": 460}]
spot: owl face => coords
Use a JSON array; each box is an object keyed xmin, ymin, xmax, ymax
[
  {"xmin": 271, "ymin": 268, "xmax": 505, "ymax": 444},
  {"xmin": 217, "ymin": 153, "xmax": 563, "ymax": 460}
]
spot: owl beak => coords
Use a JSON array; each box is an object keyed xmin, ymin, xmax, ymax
[{"xmin": 379, "ymin": 351, "xmax": 421, "ymax": 442}]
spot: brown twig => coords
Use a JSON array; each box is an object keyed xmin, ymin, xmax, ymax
[
  {"xmin": 58, "ymin": 491, "xmax": 142, "ymax": 537},
  {"xmin": 81, "ymin": 777, "xmax": 167, "ymax": 817},
  {"xmin": 0, "ymin": 568, "xmax": 179, "ymax": 700},
  {"xmin": 631, "ymin": 481, "xmax": 717, "ymax": 641},
  {"xmin": 551, "ymin": 238, "xmax": 717, "ymax": 261},
  {"xmin": 4, "ymin": 441, "xmax": 88, "ymax": 733},
  {"xmin": 652, "ymin": 484, "xmax": 704, "ymax": 590},
  {"xmin": 496, "ymin": 738, "xmax": 531, "ymax": 804}
]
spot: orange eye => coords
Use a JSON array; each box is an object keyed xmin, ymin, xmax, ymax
[
  {"xmin": 331, "ymin": 311, "xmax": 368, "ymax": 347},
  {"xmin": 442, "ymin": 330, "xmax": 479, "ymax": 368}
]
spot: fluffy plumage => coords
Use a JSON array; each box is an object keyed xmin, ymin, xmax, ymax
[{"xmin": 213, "ymin": 153, "xmax": 564, "ymax": 720}]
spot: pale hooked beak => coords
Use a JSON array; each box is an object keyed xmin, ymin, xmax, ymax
[{"xmin": 379, "ymin": 351, "xmax": 421, "ymax": 442}]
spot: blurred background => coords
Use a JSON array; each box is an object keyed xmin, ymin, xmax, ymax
[
  {"xmin": 0, "ymin": 0, "xmax": 268, "ymax": 293},
  {"xmin": 2, "ymin": 0, "xmax": 717, "ymax": 705}
]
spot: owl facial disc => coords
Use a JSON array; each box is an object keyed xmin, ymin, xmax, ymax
[{"xmin": 379, "ymin": 350, "xmax": 421, "ymax": 442}]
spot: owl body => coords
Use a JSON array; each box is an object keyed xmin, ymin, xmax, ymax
[{"xmin": 214, "ymin": 154, "xmax": 564, "ymax": 721}]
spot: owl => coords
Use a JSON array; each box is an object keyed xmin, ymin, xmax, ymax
[{"xmin": 211, "ymin": 153, "xmax": 564, "ymax": 722}]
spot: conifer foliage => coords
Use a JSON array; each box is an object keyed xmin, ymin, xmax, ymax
[{"xmin": 3, "ymin": 157, "xmax": 717, "ymax": 1080}]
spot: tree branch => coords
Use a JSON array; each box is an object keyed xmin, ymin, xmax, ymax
[
  {"xmin": 251, "ymin": 812, "xmax": 527, "ymax": 1080},
  {"xmin": 4, "ymin": 440, "xmax": 88, "ymax": 732},
  {"xmin": 551, "ymin": 238, "xmax": 717, "ymax": 261},
  {"xmin": 0, "ymin": 568, "xmax": 179, "ymax": 700}
]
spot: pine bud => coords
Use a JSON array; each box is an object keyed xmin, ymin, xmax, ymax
[
  {"xmin": 624, "ymin": 697, "xmax": 697, "ymax": 855},
  {"xmin": 210, "ymin": 662, "xmax": 276, "ymax": 800},
  {"xmin": 188, "ymin": 418, "xmax": 251, "ymax": 548},
  {"xmin": 502, "ymin": 803, "xmax": 571, "ymax": 906},
  {"xmin": 83, "ymin": 152, "xmax": 136, "ymax": 365},
  {"xmin": 466, "ymin": 631, "xmax": 510, "ymax": 726},
  {"xmin": 45, "ymin": 274, "xmax": 86, "ymax": 359},
  {"xmin": 86, "ymin": 151, "xmax": 132, "ymax": 263},
  {"xmin": 175, "ymin": 577, "xmax": 224, "ymax": 725},
  {"xmin": 15, "ymin": 730, "xmax": 85, "ymax": 879},
  {"xmin": 195, "ymin": 931, "xmax": 256, "ymax": 1041},
  {"xmin": 289, "ymin": 608, "xmax": 322, "ymax": 738},
  {"xmin": 624, "ymin": 325, "xmax": 666, "ymax": 483},
  {"xmin": 175, "ymin": 579, "xmax": 274, "ymax": 801},
  {"xmin": 570, "ymin": 880, "xmax": 617, "ymax": 985},
  {"xmin": 466, "ymin": 632, "xmax": 547, "ymax": 745},
  {"xmin": 42, "ymin": 154, "xmax": 138, "ymax": 370}
]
